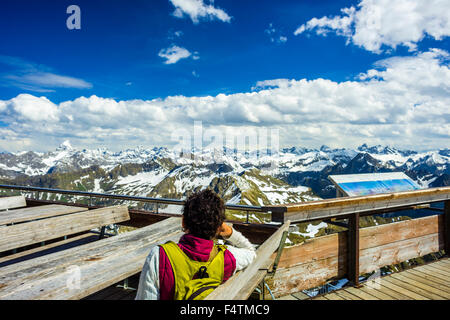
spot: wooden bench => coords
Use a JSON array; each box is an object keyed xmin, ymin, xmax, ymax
[
  {"xmin": 0, "ymin": 195, "xmax": 27, "ymax": 211},
  {"xmin": 0, "ymin": 204, "xmax": 129, "ymax": 253},
  {"xmin": 0, "ymin": 204, "xmax": 89, "ymax": 226},
  {"xmin": 0, "ymin": 217, "xmax": 183, "ymax": 299},
  {"xmin": 0, "ymin": 199, "xmax": 131, "ymax": 270}
]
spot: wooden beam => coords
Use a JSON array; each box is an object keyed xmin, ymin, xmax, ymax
[
  {"xmin": 0, "ymin": 196, "xmax": 26, "ymax": 211},
  {"xmin": 205, "ymin": 221, "xmax": 290, "ymax": 300},
  {"xmin": 445, "ymin": 200, "xmax": 450, "ymax": 256},
  {"xmin": 0, "ymin": 205, "xmax": 129, "ymax": 252},
  {"xmin": 0, "ymin": 205, "xmax": 88, "ymax": 226},
  {"xmin": 276, "ymin": 186, "xmax": 450, "ymax": 223},
  {"xmin": 0, "ymin": 217, "xmax": 183, "ymax": 299},
  {"xmin": 347, "ymin": 212, "xmax": 360, "ymax": 287}
]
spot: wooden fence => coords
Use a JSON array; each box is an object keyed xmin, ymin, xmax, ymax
[{"xmin": 266, "ymin": 187, "xmax": 450, "ymax": 297}]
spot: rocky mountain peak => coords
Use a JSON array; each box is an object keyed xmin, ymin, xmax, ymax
[{"xmin": 56, "ymin": 140, "xmax": 74, "ymax": 152}]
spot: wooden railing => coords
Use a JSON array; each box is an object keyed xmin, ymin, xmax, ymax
[
  {"xmin": 271, "ymin": 186, "xmax": 450, "ymax": 223},
  {"xmin": 267, "ymin": 186, "xmax": 450, "ymax": 297}
]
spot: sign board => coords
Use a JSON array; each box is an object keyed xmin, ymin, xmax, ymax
[{"xmin": 328, "ymin": 172, "xmax": 421, "ymax": 197}]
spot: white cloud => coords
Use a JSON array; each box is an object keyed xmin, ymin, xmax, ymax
[
  {"xmin": 294, "ymin": 7, "xmax": 355, "ymax": 38},
  {"xmin": 158, "ymin": 45, "xmax": 194, "ymax": 64},
  {"xmin": 294, "ymin": 0, "xmax": 450, "ymax": 53},
  {"xmin": 0, "ymin": 49, "xmax": 449, "ymax": 151},
  {"xmin": 169, "ymin": 0, "xmax": 231, "ymax": 24},
  {"xmin": 7, "ymin": 72, "xmax": 92, "ymax": 89},
  {"xmin": 0, "ymin": 100, "xmax": 7, "ymax": 112},
  {"xmin": 168, "ymin": 30, "xmax": 184, "ymax": 39},
  {"xmin": 5, "ymin": 94, "xmax": 59, "ymax": 122},
  {"xmin": 252, "ymin": 79, "xmax": 291, "ymax": 91},
  {"xmin": 0, "ymin": 55, "xmax": 92, "ymax": 91},
  {"xmin": 265, "ymin": 23, "xmax": 288, "ymax": 44}
]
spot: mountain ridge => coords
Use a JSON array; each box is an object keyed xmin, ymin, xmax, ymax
[{"xmin": 0, "ymin": 141, "xmax": 448, "ymax": 205}]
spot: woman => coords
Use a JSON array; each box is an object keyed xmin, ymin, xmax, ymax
[{"xmin": 135, "ymin": 189, "xmax": 256, "ymax": 300}]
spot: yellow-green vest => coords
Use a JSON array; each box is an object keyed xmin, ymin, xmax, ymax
[{"xmin": 160, "ymin": 241, "xmax": 226, "ymax": 300}]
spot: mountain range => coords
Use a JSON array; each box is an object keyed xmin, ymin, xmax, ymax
[{"xmin": 0, "ymin": 141, "xmax": 448, "ymax": 215}]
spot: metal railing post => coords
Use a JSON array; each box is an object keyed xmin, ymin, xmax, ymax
[
  {"xmin": 269, "ymin": 230, "xmax": 289, "ymax": 276},
  {"xmin": 99, "ymin": 226, "xmax": 106, "ymax": 240}
]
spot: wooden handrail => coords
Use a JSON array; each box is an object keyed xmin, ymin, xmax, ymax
[
  {"xmin": 272, "ymin": 186, "xmax": 450, "ymax": 223},
  {"xmin": 206, "ymin": 221, "xmax": 291, "ymax": 300}
]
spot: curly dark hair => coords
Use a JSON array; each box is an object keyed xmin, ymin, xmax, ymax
[{"xmin": 182, "ymin": 189, "xmax": 226, "ymax": 240}]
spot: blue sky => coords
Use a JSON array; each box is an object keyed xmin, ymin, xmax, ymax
[
  {"xmin": 0, "ymin": 0, "xmax": 380, "ymax": 102},
  {"xmin": 0, "ymin": 0, "xmax": 449, "ymax": 152}
]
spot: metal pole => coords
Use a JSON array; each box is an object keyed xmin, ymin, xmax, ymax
[
  {"xmin": 270, "ymin": 231, "xmax": 289, "ymax": 275},
  {"xmin": 0, "ymin": 184, "xmax": 267, "ymax": 214},
  {"xmin": 261, "ymin": 280, "xmax": 265, "ymax": 299},
  {"xmin": 99, "ymin": 226, "xmax": 106, "ymax": 240}
]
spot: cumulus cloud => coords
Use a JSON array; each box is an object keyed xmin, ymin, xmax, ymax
[
  {"xmin": 0, "ymin": 49, "xmax": 449, "ymax": 151},
  {"xmin": 294, "ymin": 0, "xmax": 450, "ymax": 53},
  {"xmin": 169, "ymin": 0, "xmax": 231, "ymax": 24},
  {"xmin": 158, "ymin": 45, "xmax": 195, "ymax": 64},
  {"xmin": 7, "ymin": 94, "xmax": 59, "ymax": 122}
]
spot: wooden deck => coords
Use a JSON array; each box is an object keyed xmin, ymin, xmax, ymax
[
  {"xmin": 304, "ymin": 258, "xmax": 450, "ymax": 300},
  {"xmin": 83, "ymin": 274, "xmax": 140, "ymax": 300}
]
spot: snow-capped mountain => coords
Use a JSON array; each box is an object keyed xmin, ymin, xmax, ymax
[{"xmin": 0, "ymin": 141, "xmax": 449, "ymax": 211}]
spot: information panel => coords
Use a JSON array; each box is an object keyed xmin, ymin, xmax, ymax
[{"xmin": 328, "ymin": 172, "xmax": 421, "ymax": 197}]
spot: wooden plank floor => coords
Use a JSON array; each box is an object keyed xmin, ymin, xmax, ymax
[
  {"xmin": 310, "ymin": 258, "xmax": 450, "ymax": 300},
  {"xmin": 83, "ymin": 274, "xmax": 140, "ymax": 300},
  {"xmin": 279, "ymin": 257, "xmax": 450, "ymax": 300}
]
